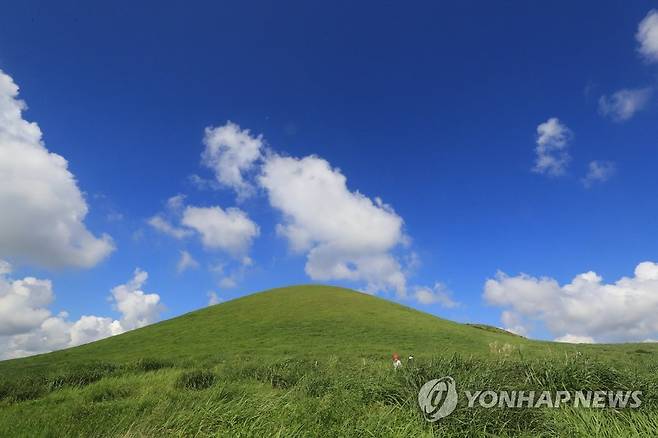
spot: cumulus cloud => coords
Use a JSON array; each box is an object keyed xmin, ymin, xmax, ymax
[
  {"xmin": 0, "ymin": 264, "xmax": 163, "ymax": 359},
  {"xmin": 532, "ymin": 118, "xmax": 572, "ymax": 176},
  {"xmin": 148, "ymin": 194, "xmax": 259, "ymax": 263},
  {"xmin": 484, "ymin": 262, "xmax": 658, "ymax": 342},
  {"xmin": 259, "ymin": 154, "xmax": 409, "ymax": 296},
  {"xmin": 413, "ymin": 283, "xmax": 459, "ymax": 308},
  {"xmin": 68, "ymin": 315, "xmax": 122, "ymax": 347},
  {"xmin": 582, "ymin": 160, "xmax": 616, "ymax": 188},
  {"xmin": 0, "ymin": 274, "xmax": 53, "ymax": 336},
  {"xmin": 636, "ymin": 10, "xmax": 658, "ymax": 63},
  {"xmin": 176, "ymin": 250, "xmax": 199, "ymax": 273},
  {"xmin": 109, "ymin": 269, "xmax": 163, "ymax": 331},
  {"xmin": 0, "ymin": 69, "xmax": 114, "ymax": 268},
  {"xmin": 598, "ymin": 88, "xmax": 652, "ymax": 122},
  {"xmin": 181, "ymin": 206, "xmax": 260, "ymax": 258},
  {"xmin": 3, "ymin": 313, "xmax": 77, "ymax": 359},
  {"xmin": 201, "ymin": 122, "xmax": 264, "ymax": 199}
]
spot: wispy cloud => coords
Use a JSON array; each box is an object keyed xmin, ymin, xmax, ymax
[
  {"xmin": 532, "ymin": 118, "xmax": 572, "ymax": 176},
  {"xmin": 582, "ymin": 160, "xmax": 616, "ymax": 188},
  {"xmin": 176, "ymin": 250, "xmax": 199, "ymax": 273},
  {"xmin": 598, "ymin": 88, "xmax": 652, "ymax": 122}
]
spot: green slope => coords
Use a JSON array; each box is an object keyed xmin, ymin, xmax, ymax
[
  {"xmin": 1, "ymin": 285, "xmax": 536, "ymax": 377},
  {"xmin": 2, "ymin": 285, "xmax": 656, "ymax": 377}
]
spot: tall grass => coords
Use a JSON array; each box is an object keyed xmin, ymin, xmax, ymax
[{"xmin": 1, "ymin": 353, "xmax": 657, "ymax": 437}]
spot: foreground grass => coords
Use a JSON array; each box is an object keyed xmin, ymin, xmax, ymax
[
  {"xmin": 1, "ymin": 285, "xmax": 658, "ymax": 436},
  {"xmin": 1, "ymin": 353, "xmax": 658, "ymax": 437}
]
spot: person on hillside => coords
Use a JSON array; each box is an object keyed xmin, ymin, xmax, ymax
[{"xmin": 392, "ymin": 353, "xmax": 402, "ymax": 369}]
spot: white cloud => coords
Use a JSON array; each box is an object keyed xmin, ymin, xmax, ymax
[
  {"xmin": 181, "ymin": 206, "xmax": 260, "ymax": 258},
  {"xmin": 413, "ymin": 283, "xmax": 459, "ymax": 308},
  {"xmin": 176, "ymin": 250, "xmax": 199, "ymax": 273},
  {"xmin": 484, "ymin": 262, "xmax": 658, "ymax": 342},
  {"xmin": 147, "ymin": 215, "xmax": 193, "ymax": 239},
  {"xmin": 68, "ymin": 315, "xmax": 122, "ymax": 347},
  {"xmin": 636, "ymin": 10, "xmax": 658, "ymax": 63},
  {"xmin": 201, "ymin": 121, "xmax": 264, "ymax": 199},
  {"xmin": 555, "ymin": 334, "xmax": 595, "ymax": 344},
  {"xmin": 149, "ymin": 194, "xmax": 259, "ymax": 264},
  {"xmin": 0, "ymin": 69, "xmax": 114, "ymax": 268},
  {"xmin": 207, "ymin": 291, "xmax": 222, "ymax": 306},
  {"xmin": 110, "ymin": 269, "xmax": 163, "ymax": 331},
  {"xmin": 0, "ymin": 264, "xmax": 163, "ymax": 359},
  {"xmin": 259, "ymin": 154, "xmax": 409, "ymax": 296},
  {"xmin": 4, "ymin": 314, "xmax": 74, "ymax": 359},
  {"xmin": 0, "ymin": 274, "xmax": 53, "ymax": 336},
  {"xmin": 532, "ymin": 118, "xmax": 572, "ymax": 176},
  {"xmin": 582, "ymin": 160, "xmax": 616, "ymax": 188},
  {"xmin": 148, "ymin": 194, "xmax": 193, "ymax": 238},
  {"xmin": 598, "ymin": 88, "xmax": 652, "ymax": 122}
]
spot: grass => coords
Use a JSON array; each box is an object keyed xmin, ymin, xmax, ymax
[{"xmin": 1, "ymin": 285, "xmax": 657, "ymax": 436}]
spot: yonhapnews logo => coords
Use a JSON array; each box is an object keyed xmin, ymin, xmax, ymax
[
  {"xmin": 417, "ymin": 377, "xmax": 458, "ymax": 422},
  {"xmin": 418, "ymin": 376, "xmax": 642, "ymax": 422}
]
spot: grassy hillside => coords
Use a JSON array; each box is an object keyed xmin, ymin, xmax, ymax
[
  {"xmin": 1, "ymin": 285, "xmax": 658, "ymax": 437},
  {"xmin": 0, "ymin": 285, "xmax": 544, "ymax": 377}
]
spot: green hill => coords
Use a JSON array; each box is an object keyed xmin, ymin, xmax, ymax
[
  {"xmin": 1, "ymin": 285, "xmax": 536, "ymax": 377},
  {"xmin": 1, "ymin": 285, "xmax": 657, "ymax": 437}
]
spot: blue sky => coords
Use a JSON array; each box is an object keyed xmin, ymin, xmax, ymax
[{"xmin": 2, "ymin": 1, "xmax": 658, "ymax": 357}]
